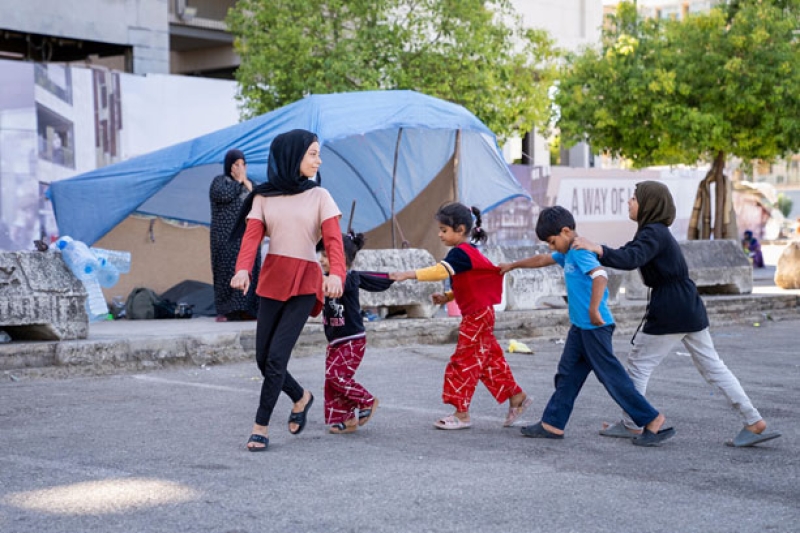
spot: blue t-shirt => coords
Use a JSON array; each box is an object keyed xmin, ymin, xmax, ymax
[{"xmin": 552, "ymin": 248, "xmax": 615, "ymax": 330}]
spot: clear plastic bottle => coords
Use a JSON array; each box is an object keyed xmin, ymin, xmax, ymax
[
  {"xmin": 57, "ymin": 237, "xmax": 100, "ymax": 280},
  {"xmin": 83, "ymin": 276, "xmax": 109, "ymax": 321},
  {"xmin": 91, "ymin": 247, "xmax": 131, "ymax": 274},
  {"xmin": 53, "ymin": 236, "xmax": 73, "ymax": 251},
  {"xmin": 97, "ymin": 261, "xmax": 120, "ymax": 288}
]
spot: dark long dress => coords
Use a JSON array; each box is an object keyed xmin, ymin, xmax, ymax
[{"xmin": 209, "ymin": 174, "xmax": 260, "ymax": 318}]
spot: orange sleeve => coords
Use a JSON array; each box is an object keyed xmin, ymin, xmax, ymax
[
  {"xmin": 321, "ymin": 216, "xmax": 346, "ymax": 280},
  {"xmin": 235, "ymin": 218, "xmax": 265, "ymax": 273}
]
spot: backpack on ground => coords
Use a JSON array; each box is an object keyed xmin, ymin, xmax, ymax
[{"xmin": 124, "ymin": 287, "xmax": 187, "ymax": 319}]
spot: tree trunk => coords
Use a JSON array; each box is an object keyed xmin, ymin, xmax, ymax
[{"xmin": 687, "ymin": 151, "xmax": 736, "ymax": 240}]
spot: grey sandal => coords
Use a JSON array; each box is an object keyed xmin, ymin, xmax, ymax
[
  {"xmin": 725, "ymin": 428, "xmax": 781, "ymax": 448},
  {"xmin": 599, "ymin": 421, "xmax": 641, "ymax": 439}
]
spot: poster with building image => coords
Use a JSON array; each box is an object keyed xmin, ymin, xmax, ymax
[{"xmin": 0, "ymin": 60, "xmax": 37, "ymax": 251}]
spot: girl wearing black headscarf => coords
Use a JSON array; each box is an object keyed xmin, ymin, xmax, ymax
[
  {"xmin": 573, "ymin": 181, "xmax": 780, "ymax": 448},
  {"xmin": 209, "ymin": 149, "xmax": 259, "ymax": 321},
  {"xmin": 230, "ymin": 129, "xmax": 346, "ymax": 452}
]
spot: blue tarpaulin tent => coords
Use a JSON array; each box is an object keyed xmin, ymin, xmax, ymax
[{"xmin": 48, "ymin": 90, "xmax": 530, "ymax": 249}]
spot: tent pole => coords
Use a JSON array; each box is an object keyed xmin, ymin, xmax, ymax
[
  {"xmin": 453, "ymin": 129, "xmax": 461, "ymax": 202},
  {"xmin": 346, "ymin": 200, "xmax": 356, "ymax": 234},
  {"xmin": 391, "ymin": 128, "xmax": 403, "ymax": 249}
]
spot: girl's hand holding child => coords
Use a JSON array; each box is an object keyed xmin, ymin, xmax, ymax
[
  {"xmin": 389, "ymin": 271, "xmax": 415, "ymax": 282},
  {"xmin": 323, "ymin": 274, "xmax": 343, "ymax": 298}
]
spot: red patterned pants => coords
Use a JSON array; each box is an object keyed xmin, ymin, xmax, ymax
[
  {"xmin": 443, "ymin": 307, "xmax": 522, "ymax": 412},
  {"xmin": 324, "ymin": 336, "xmax": 374, "ymax": 424}
]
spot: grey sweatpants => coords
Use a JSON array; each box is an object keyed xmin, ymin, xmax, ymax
[{"xmin": 621, "ymin": 328, "xmax": 762, "ymax": 429}]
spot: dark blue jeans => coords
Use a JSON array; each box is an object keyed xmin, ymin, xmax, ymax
[
  {"xmin": 254, "ymin": 294, "xmax": 316, "ymax": 426},
  {"xmin": 542, "ymin": 325, "xmax": 659, "ymax": 431}
]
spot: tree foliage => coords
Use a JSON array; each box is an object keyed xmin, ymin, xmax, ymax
[
  {"xmin": 227, "ymin": 0, "xmax": 559, "ymax": 140},
  {"xmin": 555, "ymin": 0, "xmax": 800, "ymax": 238}
]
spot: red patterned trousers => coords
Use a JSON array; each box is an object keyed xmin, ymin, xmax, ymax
[
  {"xmin": 443, "ymin": 307, "xmax": 522, "ymax": 412},
  {"xmin": 324, "ymin": 336, "xmax": 374, "ymax": 424}
]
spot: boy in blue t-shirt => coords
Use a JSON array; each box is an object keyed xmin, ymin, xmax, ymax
[{"xmin": 499, "ymin": 206, "xmax": 675, "ymax": 447}]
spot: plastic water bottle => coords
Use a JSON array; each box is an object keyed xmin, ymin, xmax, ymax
[
  {"xmin": 83, "ymin": 276, "xmax": 109, "ymax": 321},
  {"xmin": 91, "ymin": 247, "xmax": 131, "ymax": 274},
  {"xmin": 57, "ymin": 237, "xmax": 100, "ymax": 280},
  {"xmin": 53, "ymin": 236, "xmax": 73, "ymax": 251},
  {"xmin": 97, "ymin": 261, "xmax": 120, "ymax": 288}
]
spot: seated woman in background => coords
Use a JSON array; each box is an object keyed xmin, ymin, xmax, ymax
[{"xmin": 742, "ymin": 230, "xmax": 764, "ymax": 268}]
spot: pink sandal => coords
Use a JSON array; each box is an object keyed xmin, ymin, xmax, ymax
[
  {"xmin": 434, "ymin": 414, "xmax": 472, "ymax": 430},
  {"xmin": 504, "ymin": 396, "xmax": 533, "ymax": 427}
]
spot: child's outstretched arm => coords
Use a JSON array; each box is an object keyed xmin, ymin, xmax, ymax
[
  {"xmin": 588, "ymin": 266, "xmax": 608, "ymax": 326},
  {"xmin": 498, "ymin": 254, "xmax": 556, "ymax": 275},
  {"xmin": 356, "ymin": 272, "xmax": 394, "ymax": 292},
  {"xmin": 389, "ymin": 262, "xmax": 452, "ymax": 282}
]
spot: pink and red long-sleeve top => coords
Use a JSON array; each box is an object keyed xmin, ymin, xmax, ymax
[{"xmin": 234, "ymin": 187, "xmax": 346, "ymax": 317}]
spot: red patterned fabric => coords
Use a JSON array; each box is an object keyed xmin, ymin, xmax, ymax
[
  {"xmin": 443, "ymin": 307, "xmax": 522, "ymax": 412},
  {"xmin": 324, "ymin": 336, "xmax": 374, "ymax": 424}
]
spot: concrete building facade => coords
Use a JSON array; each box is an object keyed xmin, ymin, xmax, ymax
[{"xmin": 0, "ymin": 0, "xmax": 238, "ymax": 77}]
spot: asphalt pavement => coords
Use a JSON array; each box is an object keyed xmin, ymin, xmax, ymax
[{"xmin": 0, "ymin": 312, "xmax": 798, "ymax": 533}]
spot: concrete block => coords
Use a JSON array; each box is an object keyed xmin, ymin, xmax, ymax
[
  {"xmin": 483, "ymin": 245, "xmax": 567, "ymax": 310},
  {"xmin": 352, "ymin": 249, "xmax": 445, "ymax": 318},
  {"xmin": 620, "ymin": 239, "xmax": 753, "ymax": 299},
  {"xmin": 775, "ymin": 241, "xmax": 800, "ymax": 289},
  {"xmin": 0, "ymin": 251, "xmax": 88, "ymax": 341},
  {"xmin": 684, "ymin": 240, "xmax": 752, "ymax": 294}
]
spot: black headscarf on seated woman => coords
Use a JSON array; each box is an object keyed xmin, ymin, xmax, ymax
[{"xmin": 230, "ymin": 129, "xmax": 321, "ymax": 241}]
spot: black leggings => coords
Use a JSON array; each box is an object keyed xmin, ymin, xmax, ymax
[{"xmin": 254, "ymin": 294, "xmax": 316, "ymax": 426}]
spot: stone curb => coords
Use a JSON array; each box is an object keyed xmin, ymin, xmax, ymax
[{"xmin": 1, "ymin": 293, "xmax": 797, "ymax": 381}]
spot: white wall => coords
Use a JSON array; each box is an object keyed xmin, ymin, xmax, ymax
[
  {"xmin": 119, "ymin": 73, "xmax": 239, "ymax": 159},
  {"xmin": 510, "ymin": 0, "xmax": 604, "ymax": 53}
]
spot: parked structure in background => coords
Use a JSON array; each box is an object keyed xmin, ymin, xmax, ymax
[{"xmin": 0, "ymin": 0, "xmax": 238, "ymax": 77}]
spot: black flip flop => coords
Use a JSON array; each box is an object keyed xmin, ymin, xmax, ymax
[
  {"xmin": 520, "ymin": 421, "xmax": 564, "ymax": 439},
  {"xmin": 358, "ymin": 398, "xmax": 379, "ymax": 427},
  {"xmin": 246, "ymin": 433, "xmax": 269, "ymax": 452},
  {"xmin": 632, "ymin": 427, "xmax": 676, "ymax": 447},
  {"xmin": 288, "ymin": 392, "xmax": 314, "ymax": 435}
]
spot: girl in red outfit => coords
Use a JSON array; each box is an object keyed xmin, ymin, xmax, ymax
[
  {"xmin": 390, "ymin": 203, "xmax": 532, "ymax": 430},
  {"xmin": 230, "ymin": 129, "xmax": 346, "ymax": 452}
]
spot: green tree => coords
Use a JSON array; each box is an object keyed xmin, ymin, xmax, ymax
[
  {"xmin": 776, "ymin": 192, "xmax": 793, "ymax": 218},
  {"xmin": 227, "ymin": 0, "xmax": 559, "ymax": 140},
  {"xmin": 556, "ymin": 1, "xmax": 800, "ymax": 239}
]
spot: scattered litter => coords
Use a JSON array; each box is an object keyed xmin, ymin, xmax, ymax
[
  {"xmin": 507, "ymin": 339, "xmax": 533, "ymax": 354},
  {"xmin": 753, "ymin": 322, "xmax": 760, "ymax": 327},
  {"xmin": 676, "ymin": 351, "xmax": 690, "ymax": 357},
  {"xmin": 554, "ymin": 338, "xmax": 565, "ymax": 345}
]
